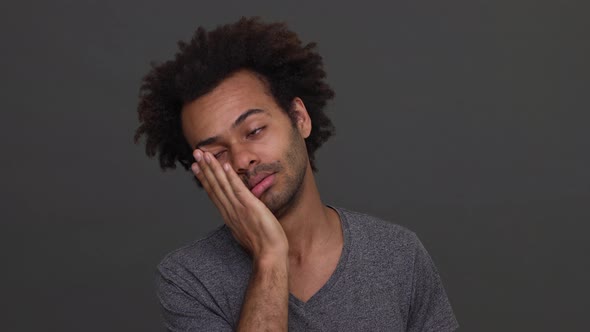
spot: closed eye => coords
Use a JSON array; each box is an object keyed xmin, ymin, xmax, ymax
[
  {"xmin": 247, "ymin": 126, "xmax": 265, "ymax": 138},
  {"xmin": 214, "ymin": 151, "xmax": 226, "ymax": 159}
]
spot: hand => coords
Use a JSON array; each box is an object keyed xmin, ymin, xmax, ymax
[{"xmin": 191, "ymin": 149, "xmax": 288, "ymax": 260}]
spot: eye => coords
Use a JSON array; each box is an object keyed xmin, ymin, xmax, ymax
[
  {"xmin": 247, "ymin": 126, "xmax": 265, "ymax": 138},
  {"xmin": 214, "ymin": 151, "xmax": 226, "ymax": 159}
]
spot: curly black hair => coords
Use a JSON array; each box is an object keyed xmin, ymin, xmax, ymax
[{"xmin": 134, "ymin": 17, "xmax": 335, "ymax": 175}]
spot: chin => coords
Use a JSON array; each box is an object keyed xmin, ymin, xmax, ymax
[
  {"xmin": 260, "ymin": 193, "xmax": 281, "ymax": 215},
  {"xmin": 263, "ymin": 185, "xmax": 303, "ymax": 219}
]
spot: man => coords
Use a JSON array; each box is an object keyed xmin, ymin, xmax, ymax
[{"xmin": 135, "ymin": 17, "xmax": 458, "ymax": 331}]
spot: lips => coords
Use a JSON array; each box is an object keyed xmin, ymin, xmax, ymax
[
  {"xmin": 247, "ymin": 172, "xmax": 275, "ymax": 190},
  {"xmin": 247, "ymin": 172, "xmax": 276, "ymax": 198}
]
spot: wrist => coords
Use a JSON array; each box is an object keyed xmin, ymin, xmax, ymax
[{"xmin": 254, "ymin": 251, "xmax": 288, "ymax": 271}]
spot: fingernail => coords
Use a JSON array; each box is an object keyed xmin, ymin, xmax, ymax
[
  {"xmin": 204, "ymin": 153, "xmax": 211, "ymax": 164},
  {"xmin": 223, "ymin": 163, "xmax": 230, "ymax": 172},
  {"xmin": 192, "ymin": 164, "xmax": 200, "ymax": 174},
  {"xmin": 194, "ymin": 151, "xmax": 202, "ymax": 162}
]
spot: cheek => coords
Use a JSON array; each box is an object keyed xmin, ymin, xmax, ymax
[
  {"xmin": 263, "ymin": 143, "xmax": 285, "ymax": 163},
  {"xmin": 283, "ymin": 129, "xmax": 308, "ymax": 165},
  {"xmin": 259, "ymin": 129, "xmax": 291, "ymax": 158}
]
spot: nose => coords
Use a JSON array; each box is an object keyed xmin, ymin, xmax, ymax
[{"xmin": 230, "ymin": 145, "xmax": 259, "ymax": 174}]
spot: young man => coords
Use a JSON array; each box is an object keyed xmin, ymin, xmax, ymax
[{"xmin": 135, "ymin": 17, "xmax": 458, "ymax": 331}]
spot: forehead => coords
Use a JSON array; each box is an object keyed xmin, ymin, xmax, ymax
[{"xmin": 181, "ymin": 70, "xmax": 282, "ymax": 143}]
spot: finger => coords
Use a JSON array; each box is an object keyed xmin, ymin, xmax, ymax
[
  {"xmin": 192, "ymin": 161, "xmax": 230, "ymax": 218},
  {"xmin": 200, "ymin": 152, "xmax": 231, "ymax": 206},
  {"xmin": 194, "ymin": 150, "xmax": 233, "ymax": 220},
  {"xmin": 192, "ymin": 151, "xmax": 212, "ymax": 192},
  {"xmin": 191, "ymin": 159, "xmax": 209, "ymax": 190},
  {"xmin": 203, "ymin": 153, "xmax": 241, "ymax": 211},
  {"xmin": 223, "ymin": 160, "xmax": 259, "ymax": 206}
]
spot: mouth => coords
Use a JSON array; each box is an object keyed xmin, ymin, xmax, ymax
[{"xmin": 248, "ymin": 173, "xmax": 276, "ymax": 198}]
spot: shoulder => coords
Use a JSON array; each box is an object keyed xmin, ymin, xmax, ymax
[
  {"xmin": 334, "ymin": 206, "xmax": 419, "ymax": 249},
  {"xmin": 155, "ymin": 226, "xmax": 249, "ymax": 326},
  {"xmin": 157, "ymin": 225, "xmax": 247, "ymax": 277}
]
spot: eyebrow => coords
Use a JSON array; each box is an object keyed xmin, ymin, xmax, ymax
[{"xmin": 194, "ymin": 108, "xmax": 268, "ymax": 149}]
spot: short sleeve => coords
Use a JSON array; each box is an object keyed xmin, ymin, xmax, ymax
[
  {"xmin": 406, "ymin": 235, "xmax": 459, "ymax": 332},
  {"xmin": 156, "ymin": 264, "xmax": 234, "ymax": 332}
]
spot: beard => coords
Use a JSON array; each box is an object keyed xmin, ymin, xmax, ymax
[{"xmin": 244, "ymin": 125, "xmax": 308, "ymax": 217}]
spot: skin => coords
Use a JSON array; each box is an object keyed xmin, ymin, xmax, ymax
[{"xmin": 181, "ymin": 70, "xmax": 343, "ymax": 331}]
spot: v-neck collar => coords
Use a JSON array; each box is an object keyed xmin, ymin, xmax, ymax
[{"xmin": 288, "ymin": 205, "xmax": 352, "ymax": 308}]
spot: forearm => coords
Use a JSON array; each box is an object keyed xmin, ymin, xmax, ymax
[
  {"xmin": 237, "ymin": 256, "xmax": 289, "ymax": 332},
  {"xmin": 190, "ymin": 151, "xmax": 289, "ymax": 330}
]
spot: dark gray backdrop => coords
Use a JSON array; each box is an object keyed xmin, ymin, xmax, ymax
[{"xmin": 2, "ymin": 0, "xmax": 588, "ymax": 331}]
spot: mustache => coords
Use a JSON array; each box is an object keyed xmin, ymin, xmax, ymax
[{"xmin": 242, "ymin": 162, "xmax": 283, "ymax": 185}]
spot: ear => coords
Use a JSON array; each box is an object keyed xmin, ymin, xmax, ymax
[{"xmin": 291, "ymin": 97, "xmax": 312, "ymax": 139}]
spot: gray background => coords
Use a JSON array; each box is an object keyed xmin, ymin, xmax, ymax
[{"xmin": 2, "ymin": 0, "xmax": 589, "ymax": 331}]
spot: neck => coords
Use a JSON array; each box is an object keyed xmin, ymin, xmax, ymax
[{"xmin": 276, "ymin": 164, "xmax": 342, "ymax": 260}]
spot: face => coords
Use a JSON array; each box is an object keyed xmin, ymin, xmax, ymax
[{"xmin": 181, "ymin": 70, "xmax": 312, "ymax": 215}]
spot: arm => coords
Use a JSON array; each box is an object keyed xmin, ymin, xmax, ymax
[
  {"xmin": 237, "ymin": 256, "xmax": 289, "ymax": 332},
  {"xmin": 192, "ymin": 150, "xmax": 289, "ymax": 332}
]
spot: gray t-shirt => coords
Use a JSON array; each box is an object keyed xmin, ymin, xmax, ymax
[{"xmin": 156, "ymin": 206, "xmax": 459, "ymax": 331}]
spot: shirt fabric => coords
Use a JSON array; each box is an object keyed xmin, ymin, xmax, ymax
[{"xmin": 156, "ymin": 206, "xmax": 459, "ymax": 331}]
